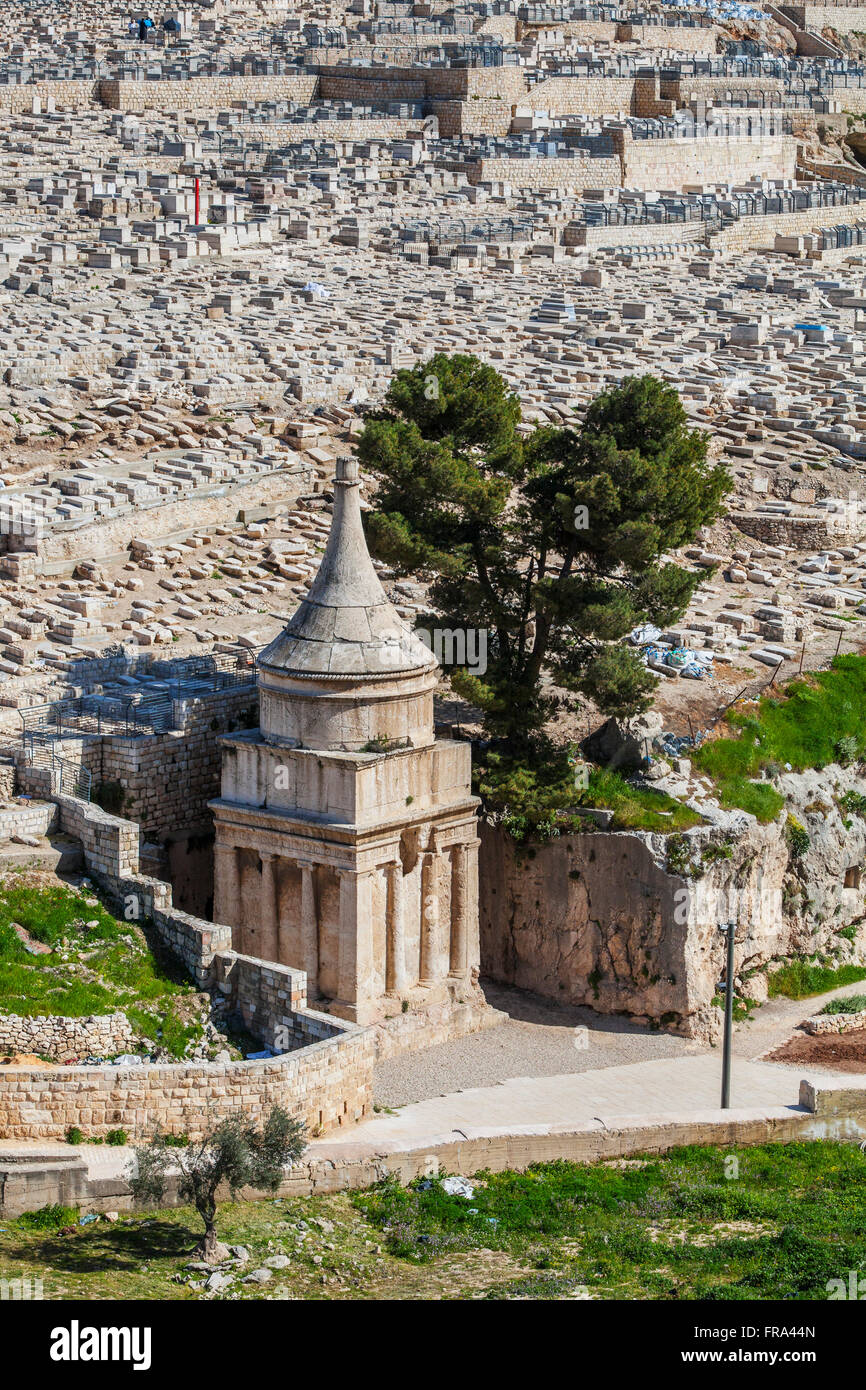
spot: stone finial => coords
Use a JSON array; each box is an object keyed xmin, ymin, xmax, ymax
[{"xmin": 335, "ymin": 456, "xmax": 359, "ymax": 483}]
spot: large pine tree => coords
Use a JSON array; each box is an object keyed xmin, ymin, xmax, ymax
[{"xmin": 359, "ymin": 354, "xmax": 730, "ymax": 746}]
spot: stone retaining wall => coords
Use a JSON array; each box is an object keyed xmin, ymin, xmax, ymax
[
  {"xmin": 466, "ymin": 136, "xmax": 795, "ymax": 194},
  {"xmin": 79, "ymin": 684, "xmax": 258, "ymax": 841},
  {"xmin": 0, "ymin": 81, "xmax": 100, "ymax": 114},
  {"xmin": 780, "ymin": 3, "xmax": 866, "ymax": 32},
  {"xmin": 620, "ymin": 131, "xmax": 797, "ymax": 190},
  {"xmin": 616, "ymin": 22, "xmax": 720, "ymax": 51},
  {"xmin": 526, "ymin": 74, "xmax": 637, "ymax": 116},
  {"xmin": 566, "ymin": 220, "xmax": 707, "ymax": 250},
  {"xmin": 0, "ymin": 1013, "xmax": 134, "ymax": 1064},
  {"xmin": 715, "ymin": 199, "xmax": 866, "ymax": 252},
  {"xmin": 466, "ymin": 155, "xmax": 622, "ymax": 191},
  {"xmin": 98, "ymin": 75, "xmax": 319, "ymax": 112}
]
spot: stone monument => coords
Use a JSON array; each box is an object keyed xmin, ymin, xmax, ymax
[{"xmin": 210, "ymin": 456, "xmax": 482, "ymax": 1025}]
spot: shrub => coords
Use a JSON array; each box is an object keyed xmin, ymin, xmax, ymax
[
  {"xmin": 17, "ymin": 1203, "xmax": 79, "ymax": 1231},
  {"xmin": 819, "ymin": 993, "xmax": 866, "ymax": 1015},
  {"xmin": 785, "ymin": 815, "xmax": 810, "ymax": 859},
  {"xmin": 768, "ymin": 958, "xmax": 866, "ymax": 1000},
  {"xmin": 65, "ymin": 1126, "xmax": 84, "ymax": 1145},
  {"xmin": 835, "ymin": 734, "xmax": 860, "ymax": 766},
  {"xmin": 105, "ymin": 1128, "xmax": 128, "ymax": 1146}
]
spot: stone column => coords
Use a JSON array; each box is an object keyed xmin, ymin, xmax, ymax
[
  {"xmin": 334, "ymin": 867, "xmax": 375, "ymax": 1023},
  {"xmin": 259, "ymin": 851, "xmax": 279, "ymax": 962},
  {"xmin": 449, "ymin": 842, "xmax": 469, "ymax": 978},
  {"xmin": 299, "ymin": 860, "xmax": 318, "ymax": 997},
  {"xmin": 466, "ymin": 837, "xmax": 481, "ymax": 976},
  {"xmin": 419, "ymin": 850, "xmax": 441, "ymax": 985},
  {"xmin": 385, "ymin": 859, "xmax": 409, "ymax": 996},
  {"xmin": 213, "ymin": 840, "xmax": 241, "ymax": 933}
]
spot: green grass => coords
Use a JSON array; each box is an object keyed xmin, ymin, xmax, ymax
[
  {"xmin": 695, "ymin": 656, "xmax": 866, "ymax": 799},
  {"xmin": 352, "ymin": 1143, "xmax": 866, "ymax": 1300},
  {"xmin": 3, "ymin": 1143, "xmax": 864, "ymax": 1301},
  {"xmin": 713, "ymin": 775, "xmax": 784, "ymax": 823},
  {"xmin": 585, "ymin": 769, "xmax": 703, "ymax": 832},
  {"xmin": 689, "ymin": 654, "xmax": 866, "ymax": 821},
  {"xmin": 477, "ymin": 651, "xmax": 866, "ymax": 839},
  {"xmin": 476, "ymin": 748, "xmax": 702, "ymax": 843},
  {"xmin": 819, "ymin": 993, "xmax": 866, "ymax": 1015},
  {"xmin": 767, "ymin": 957, "xmax": 866, "ymax": 1001},
  {"xmin": 0, "ymin": 876, "xmax": 205, "ymax": 1059}
]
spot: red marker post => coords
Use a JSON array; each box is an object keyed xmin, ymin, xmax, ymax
[{"xmin": 194, "ymin": 176, "xmax": 200, "ymax": 225}]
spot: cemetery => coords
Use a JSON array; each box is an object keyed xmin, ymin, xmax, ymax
[{"xmin": 0, "ymin": 0, "xmax": 866, "ymax": 1312}]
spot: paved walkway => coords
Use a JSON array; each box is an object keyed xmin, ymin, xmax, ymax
[{"xmin": 331, "ymin": 1054, "xmax": 861, "ymax": 1152}]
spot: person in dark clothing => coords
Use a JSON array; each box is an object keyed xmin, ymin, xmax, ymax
[{"xmin": 138, "ymin": 17, "xmax": 147, "ymax": 40}]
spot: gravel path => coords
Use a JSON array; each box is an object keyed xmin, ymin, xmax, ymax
[
  {"xmin": 374, "ymin": 981, "xmax": 703, "ymax": 1108},
  {"xmin": 374, "ymin": 977, "xmax": 866, "ymax": 1110}
]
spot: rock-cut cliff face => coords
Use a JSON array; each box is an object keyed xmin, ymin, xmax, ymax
[{"xmin": 478, "ymin": 763, "xmax": 866, "ymax": 1040}]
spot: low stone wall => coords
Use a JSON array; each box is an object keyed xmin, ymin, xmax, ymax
[
  {"xmin": 729, "ymin": 510, "xmax": 851, "ymax": 550},
  {"xmin": 0, "ymin": 800, "xmax": 58, "ymax": 841},
  {"xmin": 53, "ymin": 794, "xmax": 139, "ymax": 880},
  {"xmin": 0, "ymin": 1027, "xmax": 375, "ymax": 1142},
  {"xmin": 0, "ymin": 1013, "xmax": 134, "ymax": 1064},
  {"xmin": 804, "ymin": 1008, "xmax": 866, "ymax": 1033},
  {"xmin": 216, "ymin": 952, "xmax": 344, "ymax": 1052},
  {"xmin": 567, "ymin": 220, "xmax": 707, "ymax": 251}
]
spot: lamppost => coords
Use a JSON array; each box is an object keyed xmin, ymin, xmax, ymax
[{"xmin": 718, "ymin": 920, "xmax": 737, "ymax": 1109}]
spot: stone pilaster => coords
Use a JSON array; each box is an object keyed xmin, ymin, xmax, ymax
[
  {"xmin": 385, "ymin": 859, "xmax": 409, "ymax": 996},
  {"xmin": 213, "ymin": 841, "xmax": 241, "ymax": 943},
  {"xmin": 299, "ymin": 860, "xmax": 319, "ymax": 996},
  {"xmin": 449, "ymin": 842, "xmax": 469, "ymax": 977},
  {"xmin": 420, "ymin": 849, "xmax": 443, "ymax": 984},
  {"xmin": 259, "ymin": 852, "xmax": 279, "ymax": 963},
  {"xmin": 333, "ymin": 867, "xmax": 375, "ymax": 1023}
]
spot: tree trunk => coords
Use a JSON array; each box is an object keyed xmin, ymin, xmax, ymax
[{"xmin": 195, "ymin": 1217, "xmax": 230, "ymax": 1266}]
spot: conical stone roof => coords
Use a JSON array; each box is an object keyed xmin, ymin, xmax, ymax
[{"xmin": 257, "ymin": 457, "xmax": 438, "ymax": 681}]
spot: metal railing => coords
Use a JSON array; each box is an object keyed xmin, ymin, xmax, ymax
[
  {"xmin": 18, "ymin": 696, "xmax": 167, "ymax": 741},
  {"xmin": 22, "ymin": 738, "xmax": 91, "ymax": 802}
]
